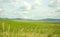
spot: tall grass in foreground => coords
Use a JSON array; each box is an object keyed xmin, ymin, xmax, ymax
[{"xmin": 0, "ymin": 20, "xmax": 60, "ymax": 37}]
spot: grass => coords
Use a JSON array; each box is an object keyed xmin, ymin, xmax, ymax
[{"xmin": 0, "ymin": 20, "xmax": 60, "ymax": 37}]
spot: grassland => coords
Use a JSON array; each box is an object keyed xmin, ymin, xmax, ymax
[{"xmin": 0, "ymin": 20, "xmax": 60, "ymax": 37}]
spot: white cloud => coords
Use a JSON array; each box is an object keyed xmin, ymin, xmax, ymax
[
  {"xmin": 11, "ymin": 0, "xmax": 23, "ymax": 9},
  {"xmin": 23, "ymin": 11, "xmax": 29, "ymax": 14},
  {"xmin": 0, "ymin": 0, "xmax": 60, "ymax": 19},
  {"xmin": 0, "ymin": 8, "xmax": 3, "ymax": 11},
  {"xmin": 34, "ymin": 0, "xmax": 42, "ymax": 5},
  {"xmin": 23, "ymin": 16, "xmax": 28, "ymax": 19},
  {"xmin": 24, "ymin": 1, "xmax": 32, "ymax": 11}
]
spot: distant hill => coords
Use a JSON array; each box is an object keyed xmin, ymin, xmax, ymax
[
  {"xmin": 0, "ymin": 18, "xmax": 60, "ymax": 22},
  {"xmin": 39, "ymin": 18, "xmax": 60, "ymax": 22},
  {"xmin": 0, "ymin": 18, "xmax": 33, "ymax": 21}
]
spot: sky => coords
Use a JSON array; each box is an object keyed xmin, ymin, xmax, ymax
[{"xmin": 0, "ymin": 0, "xmax": 60, "ymax": 20}]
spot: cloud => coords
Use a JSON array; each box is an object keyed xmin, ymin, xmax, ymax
[
  {"xmin": 24, "ymin": 1, "xmax": 32, "ymax": 11},
  {"xmin": 0, "ymin": 0, "xmax": 60, "ymax": 19},
  {"xmin": 34, "ymin": 0, "xmax": 42, "ymax": 5}
]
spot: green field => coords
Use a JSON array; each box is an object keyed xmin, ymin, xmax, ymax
[{"xmin": 0, "ymin": 20, "xmax": 60, "ymax": 37}]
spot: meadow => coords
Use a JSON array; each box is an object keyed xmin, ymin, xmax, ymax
[{"xmin": 0, "ymin": 20, "xmax": 60, "ymax": 37}]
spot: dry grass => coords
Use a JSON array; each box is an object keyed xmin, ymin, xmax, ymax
[{"xmin": 0, "ymin": 32, "xmax": 60, "ymax": 37}]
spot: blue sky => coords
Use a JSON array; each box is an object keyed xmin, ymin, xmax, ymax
[{"xmin": 0, "ymin": 0, "xmax": 60, "ymax": 20}]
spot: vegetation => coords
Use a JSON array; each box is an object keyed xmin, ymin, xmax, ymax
[{"xmin": 0, "ymin": 20, "xmax": 60, "ymax": 37}]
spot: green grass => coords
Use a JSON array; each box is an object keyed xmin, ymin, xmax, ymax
[{"xmin": 0, "ymin": 20, "xmax": 60, "ymax": 37}]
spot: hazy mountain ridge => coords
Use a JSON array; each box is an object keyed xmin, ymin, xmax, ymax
[
  {"xmin": 0, "ymin": 18, "xmax": 60, "ymax": 22},
  {"xmin": 39, "ymin": 18, "xmax": 60, "ymax": 22}
]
